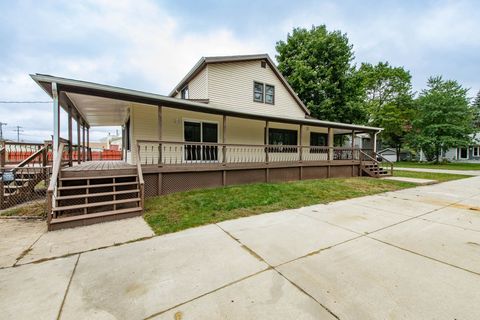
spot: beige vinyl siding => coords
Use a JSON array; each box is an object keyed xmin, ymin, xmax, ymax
[
  {"xmin": 129, "ymin": 103, "xmax": 159, "ymax": 164},
  {"xmin": 207, "ymin": 61, "xmax": 306, "ymax": 118},
  {"xmin": 188, "ymin": 67, "xmax": 208, "ymax": 99},
  {"xmin": 173, "ymin": 67, "xmax": 208, "ymax": 99}
]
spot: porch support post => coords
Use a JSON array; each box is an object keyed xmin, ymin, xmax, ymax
[
  {"xmin": 327, "ymin": 127, "xmax": 334, "ymax": 161},
  {"xmin": 265, "ymin": 121, "xmax": 269, "ymax": 163},
  {"xmin": 77, "ymin": 115, "xmax": 81, "ymax": 164},
  {"xmin": 299, "ymin": 124, "xmax": 303, "ymax": 162},
  {"xmin": 158, "ymin": 106, "xmax": 162, "ymax": 165},
  {"xmin": 82, "ymin": 121, "xmax": 86, "ymax": 162},
  {"xmin": 351, "ymin": 130, "xmax": 355, "ymax": 160},
  {"xmin": 52, "ymin": 82, "xmax": 59, "ymax": 159},
  {"xmin": 122, "ymin": 125, "xmax": 126, "ymax": 161},
  {"xmin": 222, "ymin": 115, "xmax": 227, "ymax": 164},
  {"xmin": 373, "ymin": 131, "xmax": 378, "ymax": 153},
  {"xmin": 87, "ymin": 127, "xmax": 90, "ymax": 161},
  {"xmin": 67, "ymin": 105, "xmax": 73, "ymax": 166}
]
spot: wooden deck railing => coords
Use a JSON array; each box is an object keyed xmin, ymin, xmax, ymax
[
  {"xmin": 47, "ymin": 143, "xmax": 65, "ymax": 224},
  {"xmin": 135, "ymin": 144, "xmax": 145, "ymax": 209},
  {"xmin": 137, "ymin": 140, "xmax": 361, "ymax": 166}
]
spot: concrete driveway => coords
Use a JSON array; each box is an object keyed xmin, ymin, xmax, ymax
[{"xmin": 1, "ymin": 177, "xmax": 480, "ymax": 319}]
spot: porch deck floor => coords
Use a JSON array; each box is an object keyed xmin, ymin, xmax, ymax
[{"xmin": 62, "ymin": 161, "xmax": 134, "ymax": 172}]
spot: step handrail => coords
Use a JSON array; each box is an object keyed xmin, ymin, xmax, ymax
[
  {"xmin": 375, "ymin": 152, "xmax": 394, "ymax": 176},
  {"xmin": 359, "ymin": 150, "xmax": 380, "ymax": 177},
  {"xmin": 135, "ymin": 143, "xmax": 145, "ymax": 209},
  {"xmin": 14, "ymin": 144, "xmax": 49, "ymax": 170},
  {"xmin": 47, "ymin": 143, "xmax": 65, "ymax": 224}
]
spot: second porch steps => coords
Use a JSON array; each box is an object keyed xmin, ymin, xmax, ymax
[
  {"xmin": 50, "ymin": 173, "xmax": 143, "ymax": 230},
  {"xmin": 361, "ymin": 162, "xmax": 391, "ymax": 177}
]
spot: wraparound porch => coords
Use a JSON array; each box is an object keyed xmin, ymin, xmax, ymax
[{"xmin": 29, "ymin": 74, "xmax": 390, "ymax": 229}]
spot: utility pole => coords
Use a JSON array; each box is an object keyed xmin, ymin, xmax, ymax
[
  {"xmin": 13, "ymin": 126, "xmax": 23, "ymax": 142},
  {"xmin": 0, "ymin": 122, "xmax": 6, "ymax": 141}
]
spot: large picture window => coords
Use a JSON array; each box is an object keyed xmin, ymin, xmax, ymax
[
  {"xmin": 310, "ymin": 132, "xmax": 327, "ymax": 146},
  {"xmin": 268, "ymin": 128, "xmax": 297, "ymax": 153},
  {"xmin": 184, "ymin": 121, "xmax": 218, "ymax": 161},
  {"xmin": 310, "ymin": 132, "xmax": 327, "ymax": 153}
]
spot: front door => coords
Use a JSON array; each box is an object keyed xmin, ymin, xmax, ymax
[
  {"xmin": 460, "ymin": 147, "xmax": 468, "ymax": 159},
  {"xmin": 184, "ymin": 121, "xmax": 218, "ymax": 162}
]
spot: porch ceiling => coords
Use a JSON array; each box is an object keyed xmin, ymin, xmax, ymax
[{"xmin": 66, "ymin": 93, "xmax": 130, "ymax": 126}]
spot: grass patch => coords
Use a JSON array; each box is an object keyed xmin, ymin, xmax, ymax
[
  {"xmin": 393, "ymin": 170, "xmax": 473, "ymax": 182},
  {"xmin": 394, "ymin": 161, "xmax": 480, "ymax": 170},
  {"xmin": 0, "ymin": 201, "xmax": 46, "ymax": 218},
  {"xmin": 144, "ymin": 177, "xmax": 416, "ymax": 235}
]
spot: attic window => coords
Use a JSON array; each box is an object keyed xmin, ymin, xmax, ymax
[
  {"xmin": 261, "ymin": 61, "xmax": 266, "ymax": 68},
  {"xmin": 253, "ymin": 82, "xmax": 264, "ymax": 103},
  {"xmin": 265, "ymin": 85, "xmax": 274, "ymax": 104},
  {"xmin": 180, "ymin": 86, "xmax": 189, "ymax": 99}
]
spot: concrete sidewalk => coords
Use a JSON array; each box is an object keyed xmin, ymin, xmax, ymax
[
  {"xmin": 2, "ymin": 177, "xmax": 480, "ymax": 319},
  {"xmin": 394, "ymin": 166, "xmax": 480, "ymax": 175}
]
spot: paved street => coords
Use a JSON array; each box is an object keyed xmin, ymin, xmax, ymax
[{"xmin": 1, "ymin": 177, "xmax": 480, "ymax": 319}]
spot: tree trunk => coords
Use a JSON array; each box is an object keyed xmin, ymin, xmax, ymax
[{"xmin": 396, "ymin": 144, "xmax": 402, "ymax": 162}]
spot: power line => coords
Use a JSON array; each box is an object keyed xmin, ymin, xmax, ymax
[
  {"xmin": 0, "ymin": 101, "xmax": 51, "ymax": 104},
  {"xmin": 13, "ymin": 126, "xmax": 24, "ymax": 142},
  {"xmin": 0, "ymin": 122, "xmax": 6, "ymax": 140}
]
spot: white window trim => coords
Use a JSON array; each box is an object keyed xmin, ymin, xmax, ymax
[
  {"xmin": 474, "ymin": 147, "xmax": 479, "ymax": 157},
  {"xmin": 459, "ymin": 147, "xmax": 469, "ymax": 159}
]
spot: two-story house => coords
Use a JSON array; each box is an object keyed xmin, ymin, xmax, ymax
[{"xmin": 29, "ymin": 54, "xmax": 387, "ymax": 230}]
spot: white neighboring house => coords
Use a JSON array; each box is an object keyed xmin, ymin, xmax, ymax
[
  {"xmin": 377, "ymin": 148, "xmax": 397, "ymax": 162},
  {"xmin": 419, "ymin": 133, "xmax": 480, "ymax": 162}
]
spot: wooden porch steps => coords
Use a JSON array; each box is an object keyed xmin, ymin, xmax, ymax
[
  {"xmin": 361, "ymin": 163, "xmax": 391, "ymax": 177},
  {"xmin": 49, "ymin": 172, "xmax": 143, "ymax": 231},
  {"xmin": 49, "ymin": 207, "xmax": 143, "ymax": 231},
  {"xmin": 52, "ymin": 198, "xmax": 141, "ymax": 212},
  {"xmin": 58, "ymin": 181, "xmax": 138, "ymax": 191},
  {"xmin": 56, "ymin": 189, "xmax": 139, "ymax": 200}
]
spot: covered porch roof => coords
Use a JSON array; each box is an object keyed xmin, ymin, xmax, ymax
[{"xmin": 31, "ymin": 73, "xmax": 382, "ymax": 134}]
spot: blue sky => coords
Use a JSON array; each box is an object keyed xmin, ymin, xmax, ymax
[{"xmin": 0, "ymin": 0, "xmax": 479, "ymax": 142}]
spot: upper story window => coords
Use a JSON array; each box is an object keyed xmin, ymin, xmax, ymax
[
  {"xmin": 253, "ymin": 82, "xmax": 264, "ymax": 103},
  {"xmin": 181, "ymin": 86, "xmax": 189, "ymax": 99},
  {"xmin": 254, "ymin": 82, "xmax": 275, "ymax": 105},
  {"xmin": 265, "ymin": 85, "xmax": 274, "ymax": 104}
]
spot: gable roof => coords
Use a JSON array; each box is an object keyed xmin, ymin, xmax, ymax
[{"xmin": 169, "ymin": 54, "xmax": 311, "ymax": 115}]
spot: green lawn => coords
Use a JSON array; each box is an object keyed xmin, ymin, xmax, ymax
[
  {"xmin": 143, "ymin": 175, "xmax": 427, "ymax": 235},
  {"xmin": 393, "ymin": 169, "xmax": 473, "ymax": 182},
  {"xmin": 394, "ymin": 161, "xmax": 480, "ymax": 171}
]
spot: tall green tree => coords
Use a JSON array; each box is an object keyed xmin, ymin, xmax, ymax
[
  {"xmin": 472, "ymin": 89, "xmax": 480, "ymax": 129},
  {"xmin": 276, "ymin": 25, "xmax": 366, "ymax": 124},
  {"xmin": 408, "ymin": 76, "xmax": 472, "ymax": 162},
  {"xmin": 357, "ymin": 62, "xmax": 414, "ymax": 160}
]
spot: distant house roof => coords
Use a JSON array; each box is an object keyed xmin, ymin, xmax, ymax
[
  {"xmin": 168, "ymin": 54, "xmax": 311, "ymax": 115},
  {"xmin": 378, "ymin": 148, "xmax": 397, "ymax": 155}
]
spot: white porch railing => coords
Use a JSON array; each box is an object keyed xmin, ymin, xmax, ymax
[{"xmin": 137, "ymin": 140, "xmax": 361, "ymax": 166}]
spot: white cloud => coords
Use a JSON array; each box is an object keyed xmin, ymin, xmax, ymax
[{"xmin": 0, "ymin": 0, "xmax": 268, "ymax": 141}]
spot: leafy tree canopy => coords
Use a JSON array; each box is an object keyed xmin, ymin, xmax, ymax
[
  {"xmin": 357, "ymin": 62, "xmax": 414, "ymax": 160},
  {"xmin": 472, "ymin": 89, "xmax": 480, "ymax": 129},
  {"xmin": 408, "ymin": 76, "xmax": 473, "ymax": 162},
  {"xmin": 276, "ymin": 25, "xmax": 366, "ymax": 124}
]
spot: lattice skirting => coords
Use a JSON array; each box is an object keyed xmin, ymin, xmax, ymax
[{"xmin": 143, "ymin": 164, "xmax": 361, "ymax": 197}]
